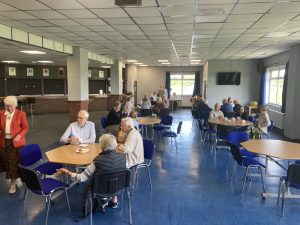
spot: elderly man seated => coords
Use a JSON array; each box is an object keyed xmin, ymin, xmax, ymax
[
  {"xmin": 56, "ymin": 134, "xmax": 126, "ymax": 213},
  {"xmin": 60, "ymin": 110, "xmax": 96, "ymax": 144},
  {"xmin": 117, "ymin": 117, "xmax": 144, "ymax": 186}
]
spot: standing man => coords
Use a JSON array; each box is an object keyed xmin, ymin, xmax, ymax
[
  {"xmin": 117, "ymin": 117, "xmax": 144, "ymax": 185},
  {"xmin": 60, "ymin": 110, "xmax": 96, "ymax": 144}
]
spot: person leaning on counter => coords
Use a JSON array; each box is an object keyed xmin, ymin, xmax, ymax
[
  {"xmin": 60, "ymin": 110, "xmax": 96, "ymax": 144},
  {"xmin": 0, "ymin": 96, "xmax": 29, "ymax": 194}
]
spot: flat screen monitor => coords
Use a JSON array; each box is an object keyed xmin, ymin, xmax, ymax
[{"xmin": 217, "ymin": 72, "xmax": 241, "ymax": 85}]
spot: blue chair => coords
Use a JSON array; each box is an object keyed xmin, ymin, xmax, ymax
[
  {"xmin": 20, "ymin": 144, "xmax": 62, "ymax": 176},
  {"xmin": 277, "ymin": 163, "xmax": 300, "ymax": 216},
  {"xmin": 88, "ymin": 169, "xmax": 132, "ymax": 225},
  {"xmin": 228, "ymin": 142, "xmax": 265, "ymax": 194},
  {"xmin": 198, "ymin": 119, "xmax": 217, "ymax": 149},
  {"xmin": 135, "ymin": 139, "xmax": 155, "ymax": 189},
  {"xmin": 152, "ymin": 115, "xmax": 173, "ymax": 139},
  {"xmin": 162, "ymin": 121, "xmax": 183, "ymax": 149},
  {"xmin": 100, "ymin": 116, "xmax": 108, "ymax": 131},
  {"xmin": 191, "ymin": 109, "xmax": 199, "ymax": 128},
  {"xmin": 18, "ymin": 164, "xmax": 70, "ymax": 225},
  {"xmin": 228, "ymin": 131, "xmax": 257, "ymax": 158}
]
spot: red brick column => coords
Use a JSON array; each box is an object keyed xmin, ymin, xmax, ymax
[{"xmin": 67, "ymin": 100, "xmax": 91, "ymax": 123}]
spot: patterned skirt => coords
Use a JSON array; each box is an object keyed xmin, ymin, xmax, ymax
[{"xmin": 0, "ymin": 139, "xmax": 21, "ymax": 179}]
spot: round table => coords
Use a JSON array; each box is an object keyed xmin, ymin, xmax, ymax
[
  {"xmin": 240, "ymin": 139, "xmax": 300, "ymax": 160},
  {"xmin": 136, "ymin": 117, "xmax": 161, "ymax": 125},
  {"xmin": 209, "ymin": 118, "xmax": 252, "ymax": 127},
  {"xmin": 46, "ymin": 143, "xmax": 102, "ymax": 166}
]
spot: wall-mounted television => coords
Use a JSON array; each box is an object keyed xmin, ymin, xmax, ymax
[{"xmin": 217, "ymin": 72, "xmax": 241, "ymax": 85}]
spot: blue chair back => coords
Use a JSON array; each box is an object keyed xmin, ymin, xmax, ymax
[
  {"xmin": 177, "ymin": 121, "xmax": 183, "ymax": 134},
  {"xmin": 101, "ymin": 116, "xmax": 108, "ymax": 129},
  {"xmin": 286, "ymin": 164, "xmax": 300, "ymax": 188},
  {"xmin": 20, "ymin": 144, "xmax": 43, "ymax": 167},
  {"xmin": 143, "ymin": 139, "xmax": 154, "ymax": 160},
  {"xmin": 268, "ymin": 120, "xmax": 274, "ymax": 133},
  {"xmin": 248, "ymin": 116, "xmax": 255, "ymax": 123},
  {"xmin": 18, "ymin": 164, "xmax": 42, "ymax": 193},
  {"xmin": 228, "ymin": 131, "xmax": 249, "ymax": 146},
  {"xmin": 228, "ymin": 142, "xmax": 243, "ymax": 166},
  {"xmin": 161, "ymin": 115, "xmax": 173, "ymax": 126}
]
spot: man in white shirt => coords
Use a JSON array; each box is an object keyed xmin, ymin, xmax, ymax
[{"xmin": 60, "ymin": 110, "xmax": 96, "ymax": 144}]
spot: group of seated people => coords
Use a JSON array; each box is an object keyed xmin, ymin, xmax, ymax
[
  {"xmin": 193, "ymin": 95, "xmax": 271, "ymax": 138},
  {"xmin": 59, "ymin": 109, "xmax": 144, "ymax": 215}
]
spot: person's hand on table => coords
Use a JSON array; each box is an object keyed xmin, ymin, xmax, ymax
[{"xmin": 55, "ymin": 168, "xmax": 72, "ymax": 176}]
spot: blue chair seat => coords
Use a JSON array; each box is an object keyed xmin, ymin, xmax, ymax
[
  {"xmin": 32, "ymin": 178, "xmax": 69, "ymax": 195},
  {"xmin": 35, "ymin": 162, "xmax": 62, "ymax": 175},
  {"xmin": 153, "ymin": 124, "xmax": 169, "ymax": 130},
  {"xmin": 242, "ymin": 157, "xmax": 265, "ymax": 168},
  {"xmin": 240, "ymin": 148, "xmax": 257, "ymax": 158},
  {"xmin": 162, "ymin": 131, "xmax": 177, "ymax": 138}
]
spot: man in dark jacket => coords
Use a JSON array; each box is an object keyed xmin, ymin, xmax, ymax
[
  {"xmin": 56, "ymin": 133, "xmax": 126, "ymax": 210},
  {"xmin": 106, "ymin": 101, "xmax": 123, "ymax": 136}
]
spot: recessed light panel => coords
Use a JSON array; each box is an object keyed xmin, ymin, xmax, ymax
[{"xmin": 20, "ymin": 50, "xmax": 46, "ymax": 55}]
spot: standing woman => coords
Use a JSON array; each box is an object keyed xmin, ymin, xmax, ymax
[{"xmin": 0, "ymin": 96, "xmax": 29, "ymax": 194}]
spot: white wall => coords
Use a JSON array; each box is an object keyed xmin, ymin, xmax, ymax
[
  {"xmin": 136, "ymin": 66, "xmax": 202, "ymax": 106},
  {"xmin": 206, "ymin": 60, "xmax": 260, "ymax": 108},
  {"xmin": 126, "ymin": 64, "xmax": 137, "ymax": 93}
]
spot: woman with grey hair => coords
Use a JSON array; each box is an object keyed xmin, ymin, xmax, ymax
[
  {"xmin": 0, "ymin": 96, "xmax": 29, "ymax": 194},
  {"xmin": 252, "ymin": 105, "xmax": 271, "ymax": 139}
]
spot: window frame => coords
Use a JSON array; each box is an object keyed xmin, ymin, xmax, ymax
[
  {"xmin": 170, "ymin": 73, "xmax": 195, "ymax": 96},
  {"xmin": 265, "ymin": 65, "xmax": 285, "ymax": 110}
]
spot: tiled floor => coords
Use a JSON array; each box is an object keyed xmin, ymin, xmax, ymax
[{"xmin": 1, "ymin": 110, "xmax": 300, "ymax": 225}]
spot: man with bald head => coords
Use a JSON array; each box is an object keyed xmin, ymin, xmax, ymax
[{"xmin": 60, "ymin": 110, "xmax": 96, "ymax": 144}]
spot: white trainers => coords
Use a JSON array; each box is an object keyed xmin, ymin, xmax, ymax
[
  {"xmin": 16, "ymin": 178, "xmax": 23, "ymax": 187},
  {"xmin": 9, "ymin": 184, "xmax": 16, "ymax": 194}
]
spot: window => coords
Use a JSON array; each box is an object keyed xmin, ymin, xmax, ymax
[
  {"xmin": 265, "ymin": 65, "xmax": 285, "ymax": 108},
  {"xmin": 170, "ymin": 74, "xmax": 195, "ymax": 95}
]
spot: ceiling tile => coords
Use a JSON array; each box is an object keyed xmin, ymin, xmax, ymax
[
  {"xmin": 222, "ymin": 21, "xmax": 254, "ymax": 29},
  {"xmin": 195, "ymin": 22, "xmax": 223, "ymax": 29},
  {"xmin": 144, "ymin": 30, "xmax": 169, "ymax": 35},
  {"xmin": 231, "ymin": 3, "xmax": 274, "ymax": 14},
  {"xmin": 38, "ymin": 0, "xmax": 84, "ymax": 9},
  {"xmin": 74, "ymin": 18, "xmax": 106, "ymax": 26},
  {"xmin": 160, "ymin": 5, "xmax": 195, "ymax": 17},
  {"xmin": 125, "ymin": 7, "xmax": 161, "ymax": 17},
  {"xmin": 197, "ymin": 4, "xmax": 235, "ymax": 15},
  {"xmin": 0, "ymin": 11, "xmax": 37, "ymax": 20},
  {"xmin": 91, "ymin": 8, "xmax": 128, "ymax": 18},
  {"xmin": 158, "ymin": 0, "xmax": 194, "ymax": 6},
  {"xmin": 105, "ymin": 18, "xmax": 134, "ymax": 25},
  {"xmin": 1, "ymin": 0, "xmax": 50, "ymax": 10},
  {"xmin": 270, "ymin": 2, "xmax": 300, "ymax": 13},
  {"xmin": 164, "ymin": 16, "xmax": 193, "ymax": 24},
  {"xmin": 227, "ymin": 14, "xmax": 263, "ymax": 22},
  {"xmin": 47, "ymin": 19, "xmax": 80, "ymax": 26},
  {"xmin": 65, "ymin": 25, "xmax": 90, "ymax": 32},
  {"xmin": 21, "ymin": 19, "xmax": 53, "ymax": 27},
  {"xmin": 259, "ymin": 13, "xmax": 298, "ymax": 22},
  {"xmin": 26, "ymin": 10, "xmax": 67, "ymax": 19},
  {"xmin": 0, "ymin": 2, "xmax": 17, "ymax": 11},
  {"xmin": 58, "ymin": 9, "xmax": 97, "ymax": 18},
  {"xmin": 134, "ymin": 17, "xmax": 164, "ymax": 24},
  {"xmin": 195, "ymin": 15, "xmax": 227, "ymax": 23},
  {"xmin": 120, "ymin": 30, "xmax": 145, "ymax": 35},
  {"xmin": 113, "ymin": 25, "xmax": 140, "ymax": 31},
  {"xmin": 88, "ymin": 25, "xmax": 115, "ymax": 31},
  {"xmin": 77, "ymin": 0, "xmax": 118, "ymax": 8},
  {"xmin": 139, "ymin": 24, "xmax": 166, "ymax": 30},
  {"xmin": 37, "ymin": 26, "xmax": 67, "ymax": 32},
  {"xmin": 198, "ymin": 0, "xmax": 237, "ymax": 4}
]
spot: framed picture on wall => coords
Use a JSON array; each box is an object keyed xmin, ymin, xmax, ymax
[
  {"xmin": 88, "ymin": 70, "xmax": 91, "ymax": 77},
  {"xmin": 8, "ymin": 67, "xmax": 16, "ymax": 76},
  {"xmin": 58, "ymin": 67, "xmax": 64, "ymax": 77},
  {"xmin": 43, "ymin": 68, "xmax": 49, "ymax": 77},
  {"xmin": 99, "ymin": 70, "xmax": 104, "ymax": 78},
  {"xmin": 27, "ymin": 68, "xmax": 33, "ymax": 76}
]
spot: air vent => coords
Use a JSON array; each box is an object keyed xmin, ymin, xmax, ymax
[{"xmin": 115, "ymin": 0, "xmax": 142, "ymax": 6}]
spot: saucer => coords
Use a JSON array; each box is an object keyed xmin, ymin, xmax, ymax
[{"xmin": 76, "ymin": 148, "xmax": 90, "ymax": 154}]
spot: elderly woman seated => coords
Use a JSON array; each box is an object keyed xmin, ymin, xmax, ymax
[
  {"xmin": 251, "ymin": 105, "xmax": 271, "ymax": 139},
  {"xmin": 56, "ymin": 134, "xmax": 127, "ymax": 213}
]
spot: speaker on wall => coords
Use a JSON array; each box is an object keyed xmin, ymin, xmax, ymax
[{"xmin": 257, "ymin": 62, "xmax": 264, "ymax": 73}]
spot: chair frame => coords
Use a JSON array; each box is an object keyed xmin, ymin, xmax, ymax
[
  {"xmin": 162, "ymin": 121, "xmax": 183, "ymax": 149},
  {"xmin": 87, "ymin": 169, "xmax": 132, "ymax": 225},
  {"xmin": 18, "ymin": 164, "xmax": 70, "ymax": 225}
]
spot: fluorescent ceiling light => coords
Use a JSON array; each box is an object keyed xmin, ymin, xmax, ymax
[
  {"xmin": 190, "ymin": 59, "xmax": 202, "ymax": 62},
  {"xmin": 158, "ymin": 60, "xmax": 169, "ymax": 62},
  {"xmin": 139, "ymin": 65, "xmax": 148, "ymax": 67},
  {"xmin": 162, "ymin": 62, "xmax": 171, "ymax": 65},
  {"xmin": 127, "ymin": 59, "xmax": 138, "ymax": 63},
  {"xmin": 134, "ymin": 62, "xmax": 143, "ymax": 65},
  {"xmin": 190, "ymin": 62, "xmax": 200, "ymax": 65},
  {"xmin": 171, "ymin": 15, "xmax": 185, "ymax": 18},
  {"xmin": 1, "ymin": 60, "xmax": 20, "ymax": 63},
  {"xmin": 20, "ymin": 50, "xmax": 46, "ymax": 55},
  {"xmin": 37, "ymin": 60, "xmax": 54, "ymax": 63},
  {"xmin": 101, "ymin": 66, "xmax": 111, "ymax": 68}
]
